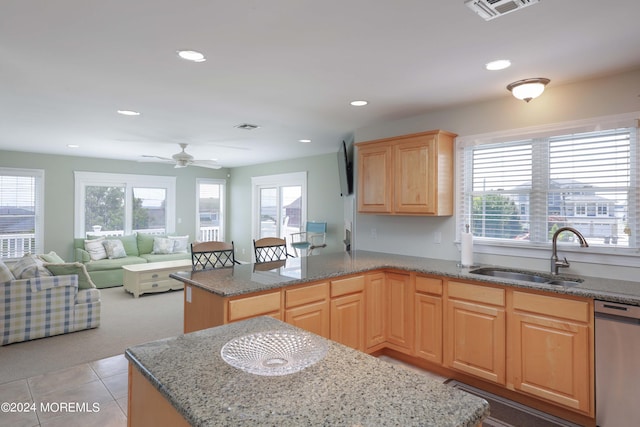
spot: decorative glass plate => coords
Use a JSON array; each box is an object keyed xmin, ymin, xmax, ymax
[{"xmin": 220, "ymin": 330, "xmax": 328, "ymax": 376}]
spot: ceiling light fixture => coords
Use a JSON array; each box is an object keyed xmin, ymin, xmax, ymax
[
  {"xmin": 67, "ymin": 144, "xmax": 79, "ymax": 148},
  {"xmin": 506, "ymin": 78, "xmax": 550, "ymax": 103},
  {"xmin": 177, "ymin": 50, "xmax": 206, "ymax": 62},
  {"xmin": 350, "ymin": 100, "xmax": 368, "ymax": 107},
  {"xmin": 117, "ymin": 110, "xmax": 141, "ymax": 116},
  {"xmin": 485, "ymin": 59, "xmax": 511, "ymax": 71},
  {"xmin": 299, "ymin": 139, "xmax": 311, "ymax": 143}
]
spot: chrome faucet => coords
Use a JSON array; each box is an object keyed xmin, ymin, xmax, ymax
[{"xmin": 551, "ymin": 226, "xmax": 589, "ymax": 275}]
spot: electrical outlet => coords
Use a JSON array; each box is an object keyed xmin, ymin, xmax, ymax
[
  {"xmin": 371, "ymin": 228, "xmax": 378, "ymax": 239},
  {"xmin": 434, "ymin": 231, "xmax": 442, "ymax": 244}
]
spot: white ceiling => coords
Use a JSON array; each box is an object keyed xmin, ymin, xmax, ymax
[{"xmin": 1, "ymin": 1, "xmax": 639, "ymax": 168}]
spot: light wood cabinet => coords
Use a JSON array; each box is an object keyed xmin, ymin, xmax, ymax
[
  {"xmin": 365, "ymin": 272, "xmax": 386, "ymax": 350},
  {"xmin": 445, "ymin": 280, "xmax": 506, "ymax": 385},
  {"xmin": 330, "ymin": 275, "xmax": 365, "ymax": 351},
  {"xmin": 356, "ymin": 130, "xmax": 456, "ymax": 216},
  {"xmin": 284, "ymin": 282, "xmax": 330, "ymax": 339},
  {"xmin": 510, "ymin": 291, "xmax": 593, "ymax": 415},
  {"xmin": 357, "ymin": 144, "xmax": 393, "ymax": 213},
  {"xmin": 228, "ymin": 291, "xmax": 282, "ymax": 322},
  {"xmin": 414, "ymin": 275, "xmax": 443, "ymax": 364},
  {"xmin": 386, "ymin": 272, "xmax": 414, "ymax": 354}
]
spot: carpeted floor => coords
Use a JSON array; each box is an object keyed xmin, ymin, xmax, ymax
[{"xmin": 0, "ymin": 287, "xmax": 184, "ymax": 385}]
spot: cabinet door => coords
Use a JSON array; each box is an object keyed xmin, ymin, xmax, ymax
[
  {"xmin": 357, "ymin": 144, "xmax": 392, "ymax": 213},
  {"xmin": 510, "ymin": 292, "xmax": 592, "ymax": 414},
  {"xmin": 365, "ymin": 272, "xmax": 386, "ymax": 350},
  {"xmin": 331, "ymin": 293, "xmax": 365, "ymax": 351},
  {"xmin": 445, "ymin": 298, "xmax": 506, "ymax": 385},
  {"xmin": 415, "ymin": 293, "xmax": 442, "ymax": 364},
  {"xmin": 386, "ymin": 272, "xmax": 414, "ymax": 354},
  {"xmin": 286, "ymin": 300, "xmax": 330, "ymax": 338},
  {"xmin": 394, "ymin": 135, "xmax": 436, "ymax": 214}
]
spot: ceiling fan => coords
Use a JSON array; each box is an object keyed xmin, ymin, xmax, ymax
[{"xmin": 142, "ymin": 143, "xmax": 221, "ymax": 169}]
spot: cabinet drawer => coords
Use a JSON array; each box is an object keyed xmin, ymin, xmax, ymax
[
  {"xmin": 139, "ymin": 279, "xmax": 181, "ymax": 291},
  {"xmin": 285, "ymin": 282, "xmax": 329, "ymax": 308},
  {"xmin": 513, "ymin": 291, "xmax": 590, "ymax": 322},
  {"xmin": 448, "ymin": 280, "xmax": 505, "ymax": 307},
  {"xmin": 138, "ymin": 270, "xmax": 171, "ymax": 282},
  {"xmin": 228, "ymin": 292, "xmax": 281, "ymax": 322},
  {"xmin": 415, "ymin": 276, "xmax": 443, "ymax": 295},
  {"xmin": 331, "ymin": 275, "xmax": 365, "ymax": 297}
]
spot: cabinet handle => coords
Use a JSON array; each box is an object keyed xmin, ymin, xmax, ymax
[
  {"xmin": 152, "ymin": 283, "xmax": 158, "ymax": 288},
  {"xmin": 152, "ymin": 274, "xmax": 159, "ymax": 279}
]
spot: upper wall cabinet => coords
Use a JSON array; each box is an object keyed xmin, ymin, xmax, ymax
[{"xmin": 355, "ymin": 130, "xmax": 457, "ymax": 215}]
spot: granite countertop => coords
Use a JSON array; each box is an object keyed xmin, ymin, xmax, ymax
[
  {"xmin": 171, "ymin": 250, "xmax": 640, "ymax": 306},
  {"xmin": 126, "ymin": 316, "xmax": 489, "ymax": 427}
]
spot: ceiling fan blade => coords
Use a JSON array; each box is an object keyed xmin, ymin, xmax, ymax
[
  {"xmin": 192, "ymin": 160, "xmax": 222, "ymax": 169},
  {"xmin": 141, "ymin": 154, "xmax": 173, "ymax": 161}
]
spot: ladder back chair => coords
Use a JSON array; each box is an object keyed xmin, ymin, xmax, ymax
[
  {"xmin": 253, "ymin": 237, "xmax": 293, "ymax": 263},
  {"xmin": 191, "ymin": 241, "xmax": 240, "ymax": 270}
]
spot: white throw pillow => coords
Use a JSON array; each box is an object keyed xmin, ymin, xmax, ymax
[
  {"xmin": 0, "ymin": 260, "xmax": 15, "ymax": 282},
  {"xmin": 103, "ymin": 239, "xmax": 127, "ymax": 259},
  {"xmin": 168, "ymin": 235, "xmax": 189, "ymax": 253},
  {"xmin": 84, "ymin": 237, "xmax": 108, "ymax": 261},
  {"xmin": 153, "ymin": 237, "xmax": 174, "ymax": 254}
]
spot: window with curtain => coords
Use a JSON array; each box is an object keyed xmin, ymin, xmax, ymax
[
  {"xmin": 458, "ymin": 116, "xmax": 638, "ymax": 253},
  {"xmin": 0, "ymin": 168, "xmax": 44, "ymax": 259}
]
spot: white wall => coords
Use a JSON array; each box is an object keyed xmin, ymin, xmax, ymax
[{"xmin": 353, "ymin": 68, "xmax": 640, "ymax": 281}]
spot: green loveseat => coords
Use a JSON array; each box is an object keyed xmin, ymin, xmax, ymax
[{"xmin": 73, "ymin": 234, "xmax": 191, "ymax": 289}]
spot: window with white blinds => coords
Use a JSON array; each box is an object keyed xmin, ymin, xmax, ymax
[
  {"xmin": 458, "ymin": 117, "xmax": 638, "ymax": 251},
  {"xmin": 0, "ymin": 168, "xmax": 44, "ymax": 259}
]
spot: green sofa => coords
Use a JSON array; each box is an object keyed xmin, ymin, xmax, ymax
[{"xmin": 73, "ymin": 233, "xmax": 191, "ymax": 289}]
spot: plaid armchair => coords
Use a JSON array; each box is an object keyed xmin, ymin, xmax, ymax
[{"xmin": 0, "ymin": 275, "xmax": 101, "ymax": 346}]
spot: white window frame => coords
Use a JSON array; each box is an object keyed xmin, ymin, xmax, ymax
[
  {"xmin": 251, "ymin": 171, "xmax": 307, "ymax": 242},
  {"xmin": 456, "ymin": 112, "xmax": 640, "ymax": 268},
  {"xmin": 0, "ymin": 167, "xmax": 44, "ymax": 259},
  {"xmin": 74, "ymin": 171, "xmax": 176, "ymax": 238},
  {"xmin": 196, "ymin": 178, "xmax": 226, "ymax": 242}
]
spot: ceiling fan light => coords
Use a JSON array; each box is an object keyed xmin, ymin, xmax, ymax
[{"xmin": 507, "ymin": 78, "xmax": 550, "ymax": 102}]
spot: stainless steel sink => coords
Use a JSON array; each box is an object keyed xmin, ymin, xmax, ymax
[{"xmin": 469, "ymin": 267, "xmax": 582, "ymax": 287}]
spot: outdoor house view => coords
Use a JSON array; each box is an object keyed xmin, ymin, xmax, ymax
[{"xmin": 465, "ymin": 127, "xmax": 632, "ymax": 247}]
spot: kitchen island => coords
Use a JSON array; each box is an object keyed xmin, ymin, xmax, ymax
[
  {"xmin": 126, "ymin": 316, "xmax": 489, "ymax": 426},
  {"xmin": 169, "ymin": 250, "xmax": 637, "ymax": 426}
]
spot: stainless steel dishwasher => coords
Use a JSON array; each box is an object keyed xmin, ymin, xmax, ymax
[{"xmin": 595, "ymin": 300, "xmax": 640, "ymax": 426}]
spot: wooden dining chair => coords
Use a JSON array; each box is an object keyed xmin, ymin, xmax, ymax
[
  {"xmin": 253, "ymin": 237, "xmax": 293, "ymax": 263},
  {"xmin": 191, "ymin": 241, "xmax": 240, "ymax": 270}
]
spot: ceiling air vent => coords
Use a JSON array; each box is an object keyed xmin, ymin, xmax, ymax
[
  {"xmin": 234, "ymin": 123, "xmax": 260, "ymax": 130},
  {"xmin": 464, "ymin": 0, "xmax": 540, "ymax": 21}
]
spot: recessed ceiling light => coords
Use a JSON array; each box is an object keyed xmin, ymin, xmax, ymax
[
  {"xmin": 299, "ymin": 139, "xmax": 312, "ymax": 143},
  {"xmin": 67, "ymin": 144, "xmax": 79, "ymax": 148},
  {"xmin": 117, "ymin": 110, "xmax": 141, "ymax": 116},
  {"xmin": 177, "ymin": 50, "xmax": 206, "ymax": 62},
  {"xmin": 350, "ymin": 100, "xmax": 368, "ymax": 107},
  {"xmin": 485, "ymin": 59, "xmax": 511, "ymax": 71}
]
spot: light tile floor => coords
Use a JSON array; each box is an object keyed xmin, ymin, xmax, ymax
[
  {"xmin": 0, "ymin": 354, "xmax": 444, "ymax": 427},
  {"xmin": 0, "ymin": 354, "xmax": 128, "ymax": 427}
]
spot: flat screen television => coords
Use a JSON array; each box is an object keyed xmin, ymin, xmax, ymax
[{"xmin": 337, "ymin": 140, "xmax": 353, "ymax": 196}]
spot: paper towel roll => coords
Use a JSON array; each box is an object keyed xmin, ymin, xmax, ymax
[{"xmin": 460, "ymin": 231, "xmax": 474, "ymax": 267}]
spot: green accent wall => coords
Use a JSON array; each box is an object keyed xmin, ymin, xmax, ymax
[{"xmin": 0, "ymin": 150, "xmax": 228, "ymax": 261}]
